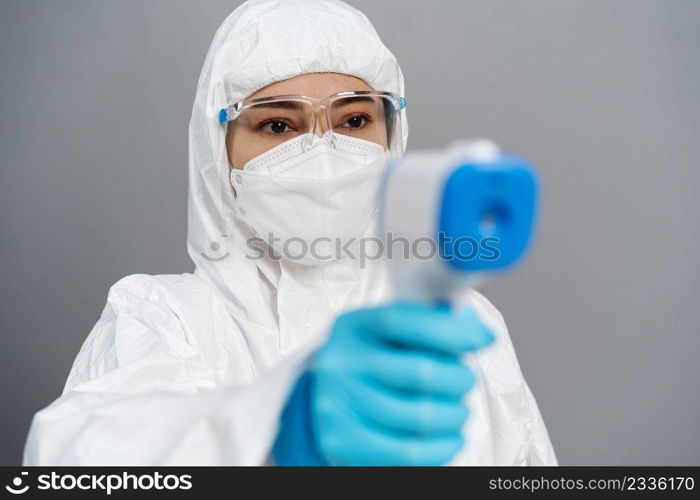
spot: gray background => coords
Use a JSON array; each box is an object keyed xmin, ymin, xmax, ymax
[{"xmin": 1, "ymin": 0, "xmax": 698, "ymax": 465}]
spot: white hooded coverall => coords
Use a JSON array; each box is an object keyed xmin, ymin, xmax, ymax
[{"xmin": 23, "ymin": 0, "xmax": 557, "ymax": 466}]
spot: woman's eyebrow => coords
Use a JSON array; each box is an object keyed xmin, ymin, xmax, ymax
[
  {"xmin": 332, "ymin": 96, "xmax": 376, "ymax": 107},
  {"xmin": 253, "ymin": 101, "xmax": 305, "ymax": 110}
]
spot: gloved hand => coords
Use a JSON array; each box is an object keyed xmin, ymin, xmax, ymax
[{"xmin": 273, "ymin": 302, "xmax": 495, "ymax": 466}]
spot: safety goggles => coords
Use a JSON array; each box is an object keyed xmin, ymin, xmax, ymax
[{"xmin": 219, "ymin": 91, "xmax": 406, "ymax": 156}]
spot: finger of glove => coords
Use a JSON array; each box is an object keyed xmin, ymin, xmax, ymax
[
  {"xmin": 343, "ymin": 303, "xmax": 495, "ymax": 355},
  {"xmin": 321, "ymin": 418, "xmax": 465, "ymax": 466},
  {"xmin": 361, "ymin": 345, "xmax": 476, "ymax": 398},
  {"xmin": 347, "ymin": 378, "xmax": 469, "ymax": 435}
]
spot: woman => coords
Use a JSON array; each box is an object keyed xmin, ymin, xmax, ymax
[{"xmin": 24, "ymin": 0, "xmax": 556, "ymax": 465}]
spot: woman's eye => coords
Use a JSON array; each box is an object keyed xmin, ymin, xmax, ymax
[
  {"xmin": 261, "ymin": 121, "xmax": 292, "ymax": 134},
  {"xmin": 340, "ymin": 114, "xmax": 369, "ymax": 129}
]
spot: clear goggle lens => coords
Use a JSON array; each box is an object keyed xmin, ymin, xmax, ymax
[{"xmin": 220, "ymin": 92, "xmax": 404, "ymax": 161}]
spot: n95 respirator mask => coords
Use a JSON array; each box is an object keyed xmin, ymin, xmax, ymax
[{"xmin": 230, "ymin": 133, "xmax": 388, "ymax": 265}]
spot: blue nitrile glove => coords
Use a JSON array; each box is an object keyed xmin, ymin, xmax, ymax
[{"xmin": 273, "ymin": 302, "xmax": 495, "ymax": 466}]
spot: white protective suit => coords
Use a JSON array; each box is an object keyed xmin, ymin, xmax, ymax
[{"xmin": 23, "ymin": 0, "xmax": 557, "ymax": 465}]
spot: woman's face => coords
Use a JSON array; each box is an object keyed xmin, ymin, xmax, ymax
[{"xmin": 225, "ymin": 72, "xmax": 386, "ymax": 170}]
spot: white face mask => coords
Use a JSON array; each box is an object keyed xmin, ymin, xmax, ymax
[{"xmin": 230, "ymin": 133, "xmax": 388, "ymax": 265}]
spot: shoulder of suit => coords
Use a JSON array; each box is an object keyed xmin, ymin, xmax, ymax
[
  {"xmin": 105, "ymin": 273, "xmax": 230, "ymax": 313},
  {"xmin": 457, "ymin": 288, "xmax": 509, "ymax": 339}
]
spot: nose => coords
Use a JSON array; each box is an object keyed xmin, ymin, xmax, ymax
[{"xmin": 312, "ymin": 105, "xmax": 330, "ymax": 137}]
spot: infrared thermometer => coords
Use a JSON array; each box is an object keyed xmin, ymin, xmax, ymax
[{"xmin": 379, "ymin": 139, "xmax": 539, "ymax": 304}]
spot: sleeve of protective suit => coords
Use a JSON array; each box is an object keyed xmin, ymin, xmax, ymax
[{"xmin": 23, "ymin": 274, "xmax": 309, "ymax": 466}]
